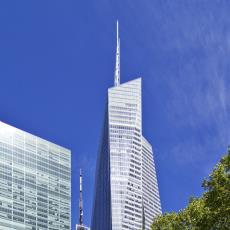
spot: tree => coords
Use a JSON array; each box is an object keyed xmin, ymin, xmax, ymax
[{"xmin": 151, "ymin": 148, "xmax": 230, "ymax": 230}]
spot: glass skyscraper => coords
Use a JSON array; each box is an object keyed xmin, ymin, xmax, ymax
[
  {"xmin": 91, "ymin": 22, "xmax": 161, "ymax": 230},
  {"xmin": 0, "ymin": 121, "xmax": 71, "ymax": 230}
]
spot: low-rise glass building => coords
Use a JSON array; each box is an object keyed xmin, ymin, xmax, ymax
[{"xmin": 0, "ymin": 121, "xmax": 71, "ymax": 230}]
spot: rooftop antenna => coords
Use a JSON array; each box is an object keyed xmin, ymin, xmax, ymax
[
  {"xmin": 114, "ymin": 20, "xmax": 120, "ymax": 86},
  {"xmin": 76, "ymin": 169, "xmax": 90, "ymax": 230},
  {"xmin": 79, "ymin": 169, "xmax": 83, "ymax": 226}
]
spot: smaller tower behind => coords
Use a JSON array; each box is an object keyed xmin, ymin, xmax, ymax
[{"xmin": 76, "ymin": 169, "xmax": 90, "ymax": 230}]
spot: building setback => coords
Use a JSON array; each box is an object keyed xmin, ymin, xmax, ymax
[
  {"xmin": 0, "ymin": 121, "xmax": 71, "ymax": 230},
  {"xmin": 91, "ymin": 22, "xmax": 161, "ymax": 230}
]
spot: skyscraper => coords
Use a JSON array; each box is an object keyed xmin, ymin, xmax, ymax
[
  {"xmin": 91, "ymin": 22, "xmax": 162, "ymax": 230},
  {"xmin": 0, "ymin": 121, "xmax": 71, "ymax": 230}
]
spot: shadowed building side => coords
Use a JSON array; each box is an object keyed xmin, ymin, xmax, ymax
[{"xmin": 91, "ymin": 107, "xmax": 112, "ymax": 230}]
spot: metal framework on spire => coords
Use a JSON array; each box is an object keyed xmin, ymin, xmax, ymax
[
  {"xmin": 114, "ymin": 20, "xmax": 120, "ymax": 86},
  {"xmin": 79, "ymin": 169, "xmax": 83, "ymax": 225}
]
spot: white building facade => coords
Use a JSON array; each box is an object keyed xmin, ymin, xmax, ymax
[
  {"xmin": 91, "ymin": 22, "xmax": 161, "ymax": 230},
  {"xmin": 0, "ymin": 121, "xmax": 71, "ymax": 230},
  {"xmin": 142, "ymin": 137, "xmax": 162, "ymax": 229},
  {"xmin": 109, "ymin": 78, "xmax": 143, "ymax": 230}
]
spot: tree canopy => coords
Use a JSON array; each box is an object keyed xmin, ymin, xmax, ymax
[{"xmin": 151, "ymin": 148, "xmax": 230, "ymax": 230}]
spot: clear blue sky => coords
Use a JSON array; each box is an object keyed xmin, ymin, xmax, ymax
[{"xmin": 0, "ymin": 1, "xmax": 230, "ymax": 229}]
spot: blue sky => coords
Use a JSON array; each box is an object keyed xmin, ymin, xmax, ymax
[{"xmin": 0, "ymin": 1, "xmax": 230, "ymax": 229}]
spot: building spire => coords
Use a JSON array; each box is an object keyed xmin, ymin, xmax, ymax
[{"xmin": 114, "ymin": 20, "xmax": 120, "ymax": 86}]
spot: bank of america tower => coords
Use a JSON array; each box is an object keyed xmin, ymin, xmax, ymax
[{"xmin": 91, "ymin": 22, "xmax": 161, "ymax": 230}]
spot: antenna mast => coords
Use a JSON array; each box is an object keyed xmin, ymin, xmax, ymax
[
  {"xmin": 79, "ymin": 169, "xmax": 83, "ymax": 226},
  {"xmin": 76, "ymin": 169, "xmax": 90, "ymax": 230}
]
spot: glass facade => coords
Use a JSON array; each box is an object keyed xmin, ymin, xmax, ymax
[
  {"xmin": 91, "ymin": 78, "xmax": 161, "ymax": 230},
  {"xmin": 0, "ymin": 121, "xmax": 71, "ymax": 230}
]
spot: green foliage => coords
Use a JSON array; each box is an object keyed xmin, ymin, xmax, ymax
[{"xmin": 151, "ymin": 148, "xmax": 230, "ymax": 230}]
